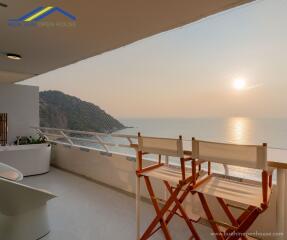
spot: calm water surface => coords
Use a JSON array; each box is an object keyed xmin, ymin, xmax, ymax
[
  {"xmin": 116, "ymin": 118, "xmax": 287, "ymax": 180},
  {"xmin": 118, "ymin": 117, "xmax": 287, "ymax": 149}
]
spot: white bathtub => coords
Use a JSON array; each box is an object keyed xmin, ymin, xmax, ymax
[{"xmin": 0, "ymin": 144, "xmax": 51, "ymax": 176}]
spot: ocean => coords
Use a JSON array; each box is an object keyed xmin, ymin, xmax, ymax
[
  {"xmin": 118, "ymin": 117, "xmax": 287, "ymax": 149},
  {"xmin": 115, "ymin": 118, "xmax": 287, "ymax": 181}
]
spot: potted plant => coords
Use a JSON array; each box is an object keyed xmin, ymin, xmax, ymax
[
  {"xmin": 0, "ymin": 135, "xmax": 53, "ymax": 176},
  {"xmin": 14, "ymin": 135, "xmax": 48, "ymax": 145}
]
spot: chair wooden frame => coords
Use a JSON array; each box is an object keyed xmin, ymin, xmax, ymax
[
  {"xmin": 191, "ymin": 138, "xmax": 273, "ymax": 240},
  {"xmin": 135, "ymin": 133, "xmax": 201, "ymax": 240}
]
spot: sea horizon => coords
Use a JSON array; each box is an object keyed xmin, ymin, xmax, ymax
[{"xmin": 117, "ymin": 117, "xmax": 287, "ymax": 149}]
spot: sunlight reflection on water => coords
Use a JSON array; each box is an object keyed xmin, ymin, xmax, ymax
[{"xmin": 227, "ymin": 117, "xmax": 251, "ymax": 144}]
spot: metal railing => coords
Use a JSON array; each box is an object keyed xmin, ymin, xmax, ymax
[
  {"xmin": 32, "ymin": 127, "xmax": 228, "ymax": 172},
  {"xmin": 32, "ymin": 127, "xmax": 138, "ymax": 154},
  {"xmin": 32, "ymin": 126, "xmax": 279, "ymax": 182}
]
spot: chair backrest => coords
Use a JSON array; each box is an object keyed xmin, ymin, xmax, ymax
[
  {"xmin": 192, "ymin": 138, "xmax": 267, "ymax": 170},
  {"xmin": 138, "ymin": 135, "xmax": 184, "ymax": 157}
]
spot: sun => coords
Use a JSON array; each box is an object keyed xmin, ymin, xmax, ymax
[{"xmin": 233, "ymin": 78, "xmax": 246, "ymax": 91}]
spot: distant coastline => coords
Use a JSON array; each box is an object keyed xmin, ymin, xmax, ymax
[{"xmin": 40, "ymin": 90, "xmax": 126, "ymax": 133}]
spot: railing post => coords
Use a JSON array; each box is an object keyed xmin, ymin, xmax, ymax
[
  {"xmin": 36, "ymin": 128, "xmax": 51, "ymax": 142},
  {"xmin": 60, "ymin": 131, "xmax": 74, "ymax": 146},
  {"xmin": 126, "ymin": 137, "xmax": 133, "ymax": 145},
  {"xmin": 36, "ymin": 128, "xmax": 44, "ymax": 137},
  {"xmin": 94, "ymin": 134, "xmax": 109, "ymax": 153}
]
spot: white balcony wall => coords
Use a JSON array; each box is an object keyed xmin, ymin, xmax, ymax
[
  {"xmin": 0, "ymin": 84, "xmax": 39, "ymax": 144},
  {"xmin": 52, "ymin": 144, "xmax": 278, "ymax": 240}
]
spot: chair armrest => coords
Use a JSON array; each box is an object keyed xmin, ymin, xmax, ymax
[
  {"xmin": 136, "ymin": 163, "xmax": 164, "ymax": 176},
  {"xmin": 182, "ymin": 150, "xmax": 192, "ymax": 161},
  {"xmin": 184, "ymin": 150, "xmax": 192, "ymax": 155}
]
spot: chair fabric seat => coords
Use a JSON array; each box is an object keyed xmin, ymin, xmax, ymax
[
  {"xmin": 194, "ymin": 176, "xmax": 266, "ymax": 207},
  {"xmin": 141, "ymin": 165, "xmax": 192, "ymax": 184}
]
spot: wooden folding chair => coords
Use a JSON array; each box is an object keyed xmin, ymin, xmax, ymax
[
  {"xmin": 135, "ymin": 133, "xmax": 201, "ymax": 240},
  {"xmin": 191, "ymin": 138, "xmax": 273, "ymax": 240}
]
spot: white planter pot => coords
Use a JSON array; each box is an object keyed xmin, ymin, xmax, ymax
[{"xmin": 0, "ymin": 143, "xmax": 51, "ymax": 176}]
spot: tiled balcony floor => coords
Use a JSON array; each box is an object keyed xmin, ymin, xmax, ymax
[{"xmin": 22, "ymin": 167, "xmax": 214, "ymax": 240}]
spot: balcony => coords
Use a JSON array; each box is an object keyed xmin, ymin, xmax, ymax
[
  {"xmin": 23, "ymin": 167, "xmax": 214, "ymax": 240},
  {"xmin": 0, "ymin": 1, "xmax": 282, "ymax": 239},
  {"xmin": 9, "ymin": 127, "xmax": 281, "ymax": 240}
]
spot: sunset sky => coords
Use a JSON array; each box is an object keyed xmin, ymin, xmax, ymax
[{"xmin": 22, "ymin": 0, "xmax": 287, "ymax": 118}]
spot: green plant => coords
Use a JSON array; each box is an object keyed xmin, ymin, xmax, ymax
[{"xmin": 14, "ymin": 135, "xmax": 47, "ymax": 145}]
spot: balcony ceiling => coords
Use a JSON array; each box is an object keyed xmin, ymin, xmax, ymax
[{"xmin": 0, "ymin": 0, "xmax": 253, "ymax": 83}]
